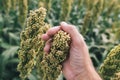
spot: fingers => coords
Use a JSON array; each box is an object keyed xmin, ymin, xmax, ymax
[
  {"xmin": 42, "ymin": 26, "xmax": 60, "ymax": 54},
  {"xmin": 60, "ymin": 22, "xmax": 84, "ymax": 42},
  {"xmin": 47, "ymin": 26, "xmax": 61, "ymax": 36},
  {"xmin": 60, "ymin": 22, "xmax": 79, "ymax": 36},
  {"xmin": 42, "ymin": 22, "xmax": 82, "ymax": 42},
  {"xmin": 42, "ymin": 22, "xmax": 85, "ymax": 54},
  {"xmin": 41, "ymin": 34, "xmax": 50, "ymax": 41},
  {"xmin": 44, "ymin": 39, "xmax": 52, "ymax": 54},
  {"xmin": 42, "ymin": 26, "xmax": 61, "ymax": 41}
]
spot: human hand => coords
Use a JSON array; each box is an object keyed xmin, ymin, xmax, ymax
[{"xmin": 42, "ymin": 22, "xmax": 102, "ymax": 80}]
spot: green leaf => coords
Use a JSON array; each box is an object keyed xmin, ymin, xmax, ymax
[
  {"xmin": 0, "ymin": 41, "xmax": 11, "ymax": 49},
  {"xmin": 6, "ymin": 58, "xmax": 19, "ymax": 64},
  {"xmin": 0, "ymin": 13, "xmax": 4, "ymax": 27},
  {"xmin": 28, "ymin": 74, "xmax": 37, "ymax": 80},
  {"xmin": 2, "ymin": 46, "xmax": 19, "ymax": 60}
]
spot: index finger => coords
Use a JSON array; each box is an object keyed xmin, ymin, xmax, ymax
[{"xmin": 41, "ymin": 26, "xmax": 61, "ymax": 41}]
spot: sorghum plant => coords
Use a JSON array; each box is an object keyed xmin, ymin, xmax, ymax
[
  {"xmin": 18, "ymin": 0, "xmax": 28, "ymax": 28},
  {"xmin": 41, "ymin": 30, "xmax": 70, "ymax": 80},
  {"xmin": 38, "ymin": 0, "xmax": 52, "ymax": 12},
  {"xmin": 60, "ymin": 0, "xmax": 74, "ymax": 21},
  {"xmin": 17, "ymin": 7, "xmax": 70, "ymax": 80},
  {"xmin": 99, "ymin": 44, "xmax": 120, "ymax": 80},
  {"xmin": 111, "ymin": 72, "xmax": 120, "ymax": 80},
  {"xmin": 17, "ymin": 7, "xmax": 50, "ymax": 79}
]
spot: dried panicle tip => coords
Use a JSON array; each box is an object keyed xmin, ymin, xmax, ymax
[{"xmin": 99, "ymin": 44, "xmax": 120, "ymax": 80}]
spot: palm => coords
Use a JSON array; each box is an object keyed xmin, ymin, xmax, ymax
[{"xmin": 62, "ymin": 42, "xmax": 87, "ymax": 80}]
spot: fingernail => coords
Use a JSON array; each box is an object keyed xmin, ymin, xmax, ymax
[{"xmin": 60, "ymin": 22, "xmax": 67, "ymax": 26}]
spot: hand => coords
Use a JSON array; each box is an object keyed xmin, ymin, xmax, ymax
[{"xmin": 42, "ymin": 22, "xmax": 102, "ymax": 80}]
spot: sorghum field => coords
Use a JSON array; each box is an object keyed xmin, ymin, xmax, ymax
[{"xmin": 0, "ymin": 0, "xmax": 120, "ymax": 80}]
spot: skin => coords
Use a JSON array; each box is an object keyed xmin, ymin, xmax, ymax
[{"xmin": 41, "ymin": 22, "xmax": 102, "ymax": 80}]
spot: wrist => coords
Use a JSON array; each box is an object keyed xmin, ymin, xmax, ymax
[{"xmin": 74, "ymin": 64, "xmax": 102, "ymax": 80}]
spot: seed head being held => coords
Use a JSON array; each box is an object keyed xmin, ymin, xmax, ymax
[{"xmin": 42, "ymin": 22, "xmax": 102, "ymax": 80}]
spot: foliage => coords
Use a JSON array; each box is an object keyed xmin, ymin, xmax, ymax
[{"xmin": 0, "ymin": 0, "xmax": 120, "ymax": 80}]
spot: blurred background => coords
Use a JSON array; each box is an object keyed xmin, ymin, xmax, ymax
[{"xmin": 0, "ymin": 0, "xmax": 120, "ymax": 80}]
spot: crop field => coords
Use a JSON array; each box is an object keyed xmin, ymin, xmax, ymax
[{"xmin": 0, "ymin": 0, "xmax": 120, "ymax": 80}]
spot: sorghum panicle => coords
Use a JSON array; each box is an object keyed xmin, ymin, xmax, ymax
[
  {"xmin": 41, "ymin": 30, "xmax": 70, "ymax": 80},
  {"xmin": 60, "ymin": 0, "xmax": 74, "ymax": 21},
  {"xmin": 38, "ymin": 0, "xmax": 52, "ymax": 12},
  {"xmin": 2, "ymin": 0, "xmax": 11, "ymax": 13},
  {"xmin": 81, "ymin": 11, "xmax": 92, "ymax": 36},
  {"xmin": 17, "ymin": 7, "xmax": 71, "ymax": 80},
  {"xmin": 18, "ymin": 0, "xmax": 28, "ymax": 28},
  {"xmin": 99, "ymin": 44, "xmax": 120, "ymax": 80},
  {"xmin": 111, "ymin": 72, "xmax": 120, "ymax": 80},
  {"xmin": 17, "ymin": 7, "xmax": 50, "ymax": 80},
  {"xmin": 91, "ymin": 0, "xmax": 104, "ymax": 23},
  {"xmin": 11, "ymin": 0, "xmax": 17, "ymax": 10}
]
